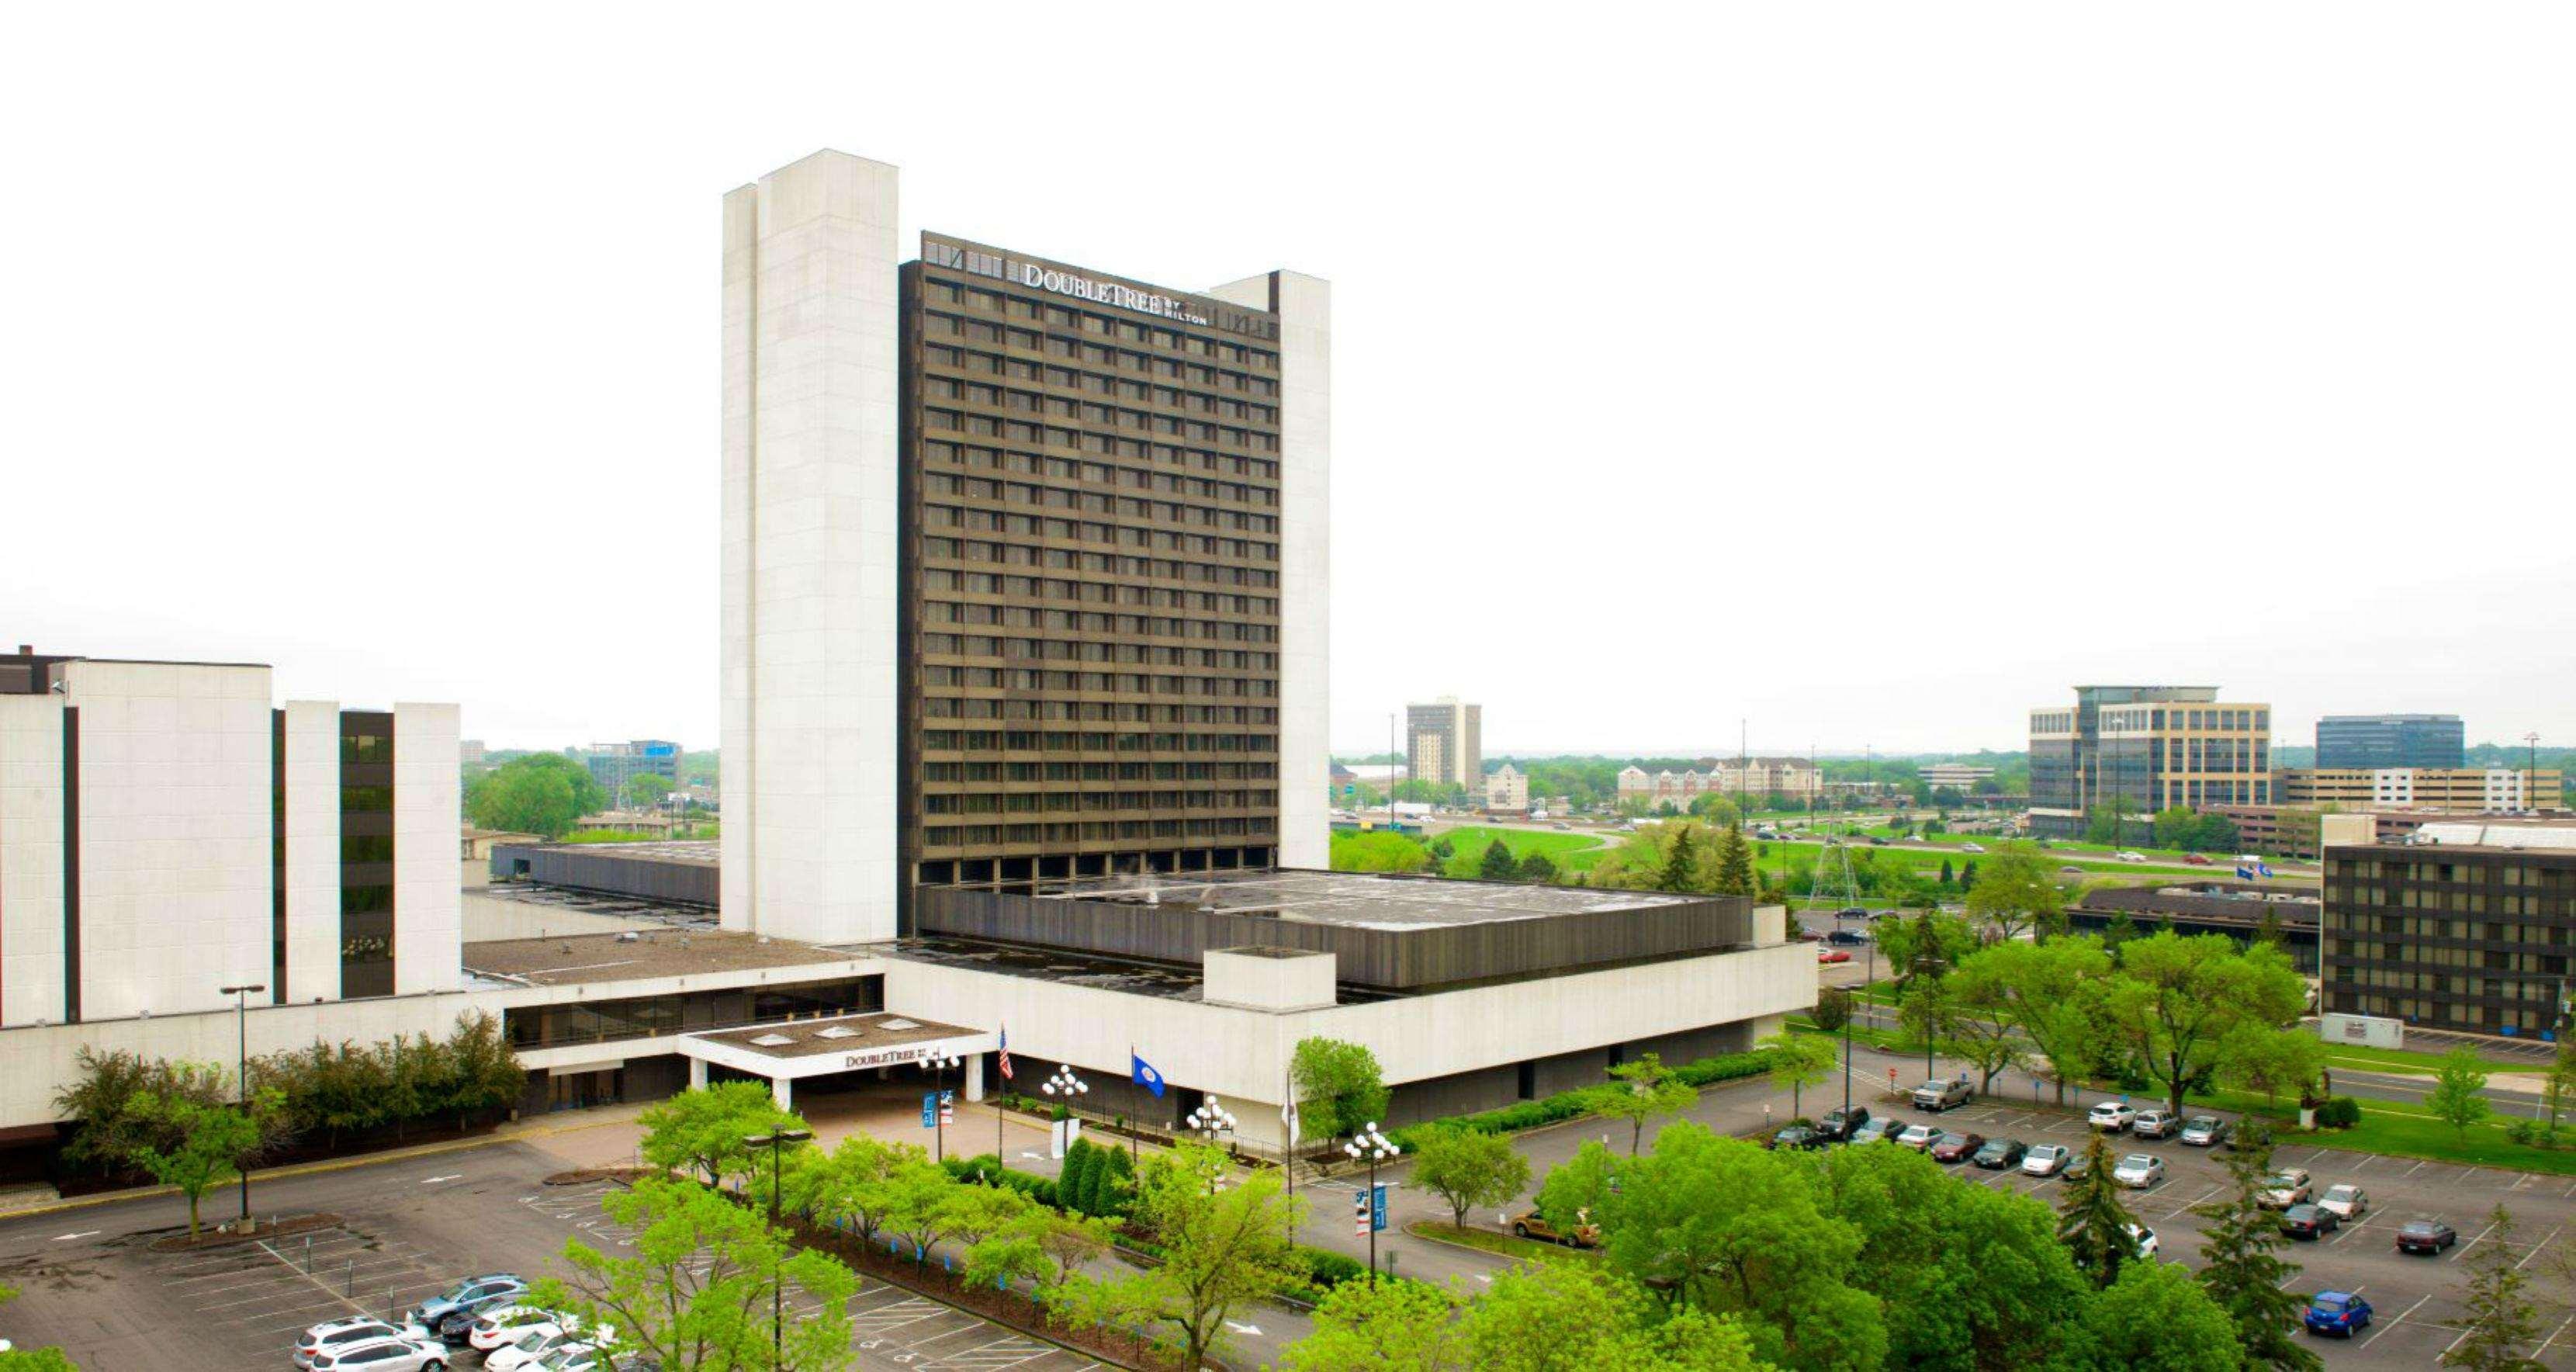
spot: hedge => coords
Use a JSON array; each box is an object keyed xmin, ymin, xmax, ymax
[{"xmin": 1384, "ymin": 1048, "xmax": 1777, "ymax": 1152}]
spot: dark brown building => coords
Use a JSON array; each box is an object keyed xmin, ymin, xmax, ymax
[
  {"xmin": 2322, "ymin": 829, "xmax": 2576, "ymax": 1037},
  {"xmin": 898, "ymin": 234, "xmax": 1290, "ymax": 901}
]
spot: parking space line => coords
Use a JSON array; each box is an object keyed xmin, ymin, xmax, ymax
[
  {"xmin": 2513, "ymin": 1225, "xmax": 2561, "ymax": 1270},
  {"xmin": 2404, "ymin": 1158, "xmax": 2429, "ymax": 1177},
  {"xmin": 2534, "ymin": 1312, "xmax": 2574, "ymax": 1356},
  {"xmin": 2353, "ymin": 1292, "xmax": 2431, "ymax": 1349},
  {"xmin": 2450, "ymin": 1218, "xmax": 2499, "ymax": 1262}
]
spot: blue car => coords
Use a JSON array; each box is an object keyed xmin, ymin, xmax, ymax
[{"xmin": 2304, "ymin": 1291, "xmax": 2373, "ymax": 1337}]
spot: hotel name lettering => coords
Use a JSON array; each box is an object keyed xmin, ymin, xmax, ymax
[{"xmin": 842, "ymin": 1045, "xmax": 947, "ymax": 1071}]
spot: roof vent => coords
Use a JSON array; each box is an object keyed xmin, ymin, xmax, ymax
[
  {"xmin": 816, "ymin": 1026, "xmax": 859, "ymax": 1040},
  {"xmin": 880, "ymin": 1017, "xmax": 921, "ymax": 1031},
  {"xmin": 748, "ymin": 1033, "xmax": 797, "ymax": 1047}
]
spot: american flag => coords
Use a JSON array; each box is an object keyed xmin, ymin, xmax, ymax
[{"xmin": 998, "ymin": 1025, "xmax": 1014, "ymax": 1081}]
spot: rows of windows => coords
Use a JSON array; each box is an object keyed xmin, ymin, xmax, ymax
[
  {"xmin": 921, "ymin": 536, "xmax": 1275, "ymax": 587},
  {"xmin": 921, "ymin": 603, "xmax": 1278, "ymax": 646},
  {"xmin": 921, "ymin": 471, "xmax": 1279, "ymax": 533},
  {"xmin": 920, "ymin": 729, "xmax": 1273, "ymax": 754},
  {"xmin": 923, "ymin": 816, "xmax": 1267, "ymax": 849},
  {"xmin": 921, "ymin": 501, "xmax": 1276, "ymax": 564},
  {"xmin": 923, "ymin": 691, "xmax": 1269, "ymax": 722},
  {"xmin": 919, "ymin": 282, "xmax": 1278, "ymax": 367},
  {"xmin": 924, "ymin": 442, "xmax": 1277, "ymax": 504},
  {"xmin": 338, "ymin": 712, "xmax": 395, "ymax": 1000},
  {"xmin": 923, "ymin": 790, "xmax": 1271, "ymax": 814},
  {"xmin": 919, "ymin": 569, "xmax": 1278, "ymax": 618},
  {"xmin": 919, "ymin": 367, "xmax": 1278, "ymax": 425},
  {"xmin": 923, "ymin": 760, "xmax": 1274, "ymax": 781}
]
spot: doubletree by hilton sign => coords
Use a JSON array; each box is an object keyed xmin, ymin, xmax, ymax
[
  {"xmin": 842, "ymin": 1044, "xmax": 948, "ymax": 1071},
  {"xmin": 1014, "ymin": 262, "xmax": 1210, "ymax": 326}
]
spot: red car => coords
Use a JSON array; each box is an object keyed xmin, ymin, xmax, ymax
[
  {"xmin": 1928, "ymin": 1131, "xmax": 1987, "ymax": 1163},
  {"xmin": 1818, "ymin": 948, "xmax": 1851, "ymax": 965},
  {"xmin": 2181, "ymin": 854, "xmax": 2212, "ymax": 866}
]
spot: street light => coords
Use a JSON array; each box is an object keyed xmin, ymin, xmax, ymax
[
  {"xmin": 1186, "ymin": 1101, "xmax": 1237, "ymax": 1192},
  {"xmin": 1343, "ymin": 1121, "xmax": 1397, "ymax": 1288},
  {"xmin": 919, "ymin": 1052, "xmax": 964, "ymax": 1162},
  {"xmin": 218, "ymin": 982, "xmax": 264, "ymax": 1229},
  {"xmin": 743, "ymin": 1124, "xmax": 813, "ymax": 1370},
  {"xmin": 1040, "ymin": 1065, "xmax": 1089, "ymax": 1166}
]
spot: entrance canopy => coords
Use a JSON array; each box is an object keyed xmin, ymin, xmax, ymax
[{"xmin": 677, "ymin": 1010, "xmax": 994, "ymax": 1108}]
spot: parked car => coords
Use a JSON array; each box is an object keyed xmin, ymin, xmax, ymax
[
  {"xmin": 2259, "ymin": 1169, "xmax": 2315, "ymax": 1210},
  {"xmin": 1769, "ymin": 1124, "xmax": 1821, "ymax": 1151},
  {"xmin": 1826, "ymin": 930, "xmax": 1871, "ymax": 946},
  {"xmin": 2397, "ymin": 1218, "xmax": 2459, "ymax": 1255},
  {"xmin": 2063, "ymin": 1149, "xmax": 2094, "ymax": 1183},
  {"xmin": 2182, "ymin": 853, "xmax": 2212, "ymax": 866},
  {"xmin": 2280, "ymin": 1204, "xmax": 2340, "ymax": 1239},
  {"xmin": 2318, "ymin": 1184, "xmax": 2368, "ymax": 1221},
  {"xmin": 310, "ymin": 1336, "xmax": 451, "ymax": 1371},
  {"xmin": 1896, "ymin": 1122, "xmax": 1941, "ymax": 1150},
  {"xmin": 299, "ymin": 1318, "xmax": 437, "ymax": 1370},
  {"xmin": 1511, "ymin": 1210, "xmax": 1601, "ymax": 1248},
  {"xmin": 2304, "ymin": 1291, "xmax": 2373, "ymax": 1337},
  {"xmin": 1960, "ymin": 842, "xmax": 1986, "ymax": 854},
  {"xmin": 469, "ymin": 1308, "xmax": 555, "ymax": 1353},
  {"xmin": 2126, "ymin": 1223, "xmax": 2160, "ymax": 1259},
  {"xmin": 2179, "ymin": 1114, "xmax": 2230, "ymax": 1147},
  {"xmin": 1837, "ymin": 907, "xmax": 1868, "ymax": 920},
  {"xmin": 1972, "ymin": 1137, "xmax": 2027, "ymax": 1169},
  {"xmin": 2130, "ymin": 1108, "xmax": 2179, "ymax": 1140},
  {"xmin": 2058, "ymin": 864, "xmax": 2085, "ymax": 874},
  {"xmin": 2112, "ymin": 1154, "xmax": 2166, "ymax": 1189},
  {"xmin": 2020, "ymin": 1143, "xmax": 2072, "ymax": 1177},
  {"xmin": 1913, "ymin": 1076, "xmax": 1974, "ymax": 1112},
  {"xmin": 2115, "ymin": 851, "xmax": 2147, "ymax": 863},
  {"xmin": 1851, "ymin": 1116, "xmax": 1905, "ymax": 1145},
  {"xmin": 1818, "ymin": 948, "xmax": 1851, "ymax": 965},
  {"xmin": 1817, "ymin": 1106, "xmax": 1870, "ymax": 1142},
  {"xmin": 1929, "ymin": 1131, "xmax": 1987, "ymax": 1164},
  {"xmin": 488, "ymin": 1327, "xmax": 575, "ymax": 1372},
  {"xmin": 2086, "ymin": 1101, "xmax": 2136, "ymax": 1133},
  {"xmin": 412, "ymin": 1274, "xmax": 528, "ymax": 1343}
]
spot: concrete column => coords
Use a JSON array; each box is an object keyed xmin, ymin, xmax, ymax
[
  {"xmin": 964, "ymin": 1055, "xmax": 984, "ymax": 1103},
  {"xmin": 688, "ymin": 1057, "xmax": 708, "ymax": 1090},
  {"xmin": 770, "ymin": 1075, "xmax": 793, "ymax": 1110}
]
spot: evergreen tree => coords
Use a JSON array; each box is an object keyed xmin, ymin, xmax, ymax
[
  {"xmin": 1479, "ymin": 839, "xmax": 1519, "ymax": 882},
  {"xmin": 1657, "ymin": 825, "xmax": 1701, "ymax": 893},
  {"xmin": 1938, "ymin": 858, "xmax": 1956, "ymax": 886},
  {"xmin": 2444, "ymin": 1204, "xmax": 2543, "ymax": 1370},
  {"xmin": 2103, "ymin": 909, "xmax": 2139, "ymax": 958},
  {"xmin": 1517, "ymin": 851, "xmax": 1559, "ymax": 884},
  {"xmin": 1062, "ymin": 1139, "xmax": 1100, "ymax": 1216},
  {"xmin": 2192, "ymin": 1130, "xmax": 2322, "ymax": 1371},
  {"xmin": 2055, "ymin": 1131, "xmax": 2138, "ymax": 1291},
  {"xmin": 1712, "ymin": 824, "xmax": 1755, "ymax": 897},
  {"xmin": 1960, "ymin": 860, "xmax": 1979, "ymax": 891}
]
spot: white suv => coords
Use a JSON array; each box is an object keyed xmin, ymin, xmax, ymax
[
  {"xmin": 309, "ymin": 1335, "xmax": 450, "ymax": 1372},
  {"xmin": 2087, "ymin": 1101, "xmax": 2136, "ymax": 1132},
  {"xmin": 298, "ymin": 1318, "xmax": 435, "ymax": 1370}
]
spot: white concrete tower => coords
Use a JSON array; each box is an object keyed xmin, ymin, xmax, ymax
[
  {"xmin": 720, "ymin": 151, "xmax": 904, "ymax": 942},
  {"xmin": 1207, "ymin": 271, "xmax": 1331, "ymax": 870}
]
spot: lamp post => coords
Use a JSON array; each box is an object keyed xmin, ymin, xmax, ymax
[
  {"xmin": 218, "ymin": 982, "xmax": 264, "ymax": 1228},
  {"xmin": 1040, "ymin": 1065, "xmax": 1089, "ymax": 1162},
  {"xmin": 1186, "ymin": 1101, "xmax": 1237, "ymax": 1193},
  {"xmin": 744, "ymin": 1124, "xmax": 813, "ymax": 1370},
  {"xmin": 919, "ymin": 1051, "xmax": 963, "ymax": 1162},
  {"xmin": 1343, "ymin": 1121, "xmax": 1397, "ymax": 1288}
]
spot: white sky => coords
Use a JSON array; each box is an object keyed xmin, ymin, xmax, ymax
[{"xmin": 6, "ymin": 5, "xmax": 2570, "ymax": 758}]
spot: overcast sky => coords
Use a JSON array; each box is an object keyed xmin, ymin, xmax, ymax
[{"xmin": 7, "ymin": 5, "xmax": 2570, "ymax": 758}]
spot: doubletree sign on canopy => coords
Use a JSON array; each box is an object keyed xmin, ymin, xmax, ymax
[{"xmin": 1016, "ymin": 262, "xmax": 1210, "ymax": 326}]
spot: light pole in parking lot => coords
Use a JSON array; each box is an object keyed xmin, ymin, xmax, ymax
[
  {"xmin": 218, "ymin": 982, "xmax": 264, "ymax": 1228},
  {"xmin": 919, "ymin": 1050, "xmax": 964, "ymax": 1161},
  {"xmin": 745, "ymin": 1124, "xmax": 812, "ymax": 1370},
  {"xmin": 1345, "ymin": 1122, "xmax": 1398, "ymax": 1289}
]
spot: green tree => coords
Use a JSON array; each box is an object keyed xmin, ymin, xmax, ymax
[
  {"xmin": 1916, "ymin": 961, "xmax": 2027, "ymax": 1093},
  {"xmin": 1876, "ymin": 908, "xmax": 1975, "ymax": 993},
  {"xmin": 1811, "ymin": 986, "xmax": 1854, "ymax": 1034},
  {"xmin": 1599, "ymin": 1052, "xmax": 1698, "ymax": 1154},
  {"xmin": 431, "ymin": 1010, "xmax": 527, "ymax": 1131},
  {"xmin": 2055, "ymin": 1131, "xmax": 2139, "ymax": 1291},
  {"xmin": 2445, "ymin": 1204, "xmax": 2544, "ymax": 1371},
  {"xmin": 1711, "ymin": 823, "xmax": 1757, "ymax": 897},
  {"xmin": 623, "ymin": 771, "xmax": 674, "ymax": 808},
  {"xmin": 638, "ymin": 1080, "xmax": 808, "ymax": 1187},
  {"xmin": 1819, "ymin": 1142, "xmax": 2091, "ymax": 1367},
  {"xmin": 2077, "ymin": 1259, "xmax": 2244, "ymax": 1371},
  {"xmin": 1064, "ymin": 1142, "xmax": 1304, "ymax": 1371},
  {"xmin": 1686, "ymin": 791, "xmax": 1745, "ymax": 827},
  {"xmin": 464, "ymin": 753, "xmax": 609, "ymax": 839},
  {"xmin": 1759, "ymin": 1030, "xmax": 1836, "ymax": 1121},
  {"xmin": 1593, "ymin": 1121, "xmax": 1886, "ymax": 1370},
  {"xmin": 527, "ymin": 1176, "xmax": 857, "ymax": 1372},
  {"xmin": 0, "ymin": 1283, "xmax": 80, "ymax": 1371},
  {"xmin": 881, "ymin": 1157, "xmax": 973, "ymax": 1261},
  {"xmin": 1937, "ymin": 858, "xmax": 1956, "ymax": 886},
  {"xmin": 128, "ymin": 1092, "xmax": 272, "ymax": 1240},
  {"xmin": 1281, "ymin": 1270, "xmax": 1464, "ymax": 1370},
  {"xmin": 1515, "ymin": 851, "xmax": 1559, "ymax": 884},
  {"xmin": 1407, "ymin": 1125, "xmax": 1532, "ymax": 1228},
  {"xmin": 1031, "ymin": 1209, "xmax": 1119, "ymax": 1287},
  {"xmin": 1329, "ymin": 830, "xmax": 1433, "ymax": 873},
  {"xmin": 1961, "ymin": 841, "xmax": 2066, "ymax": 940},
  {"xmin": 2108, "ymin": 932, "xmax": 2308, "ymax": 1118},
  {"xmin": 52, "ymin": 1050, "xmax": 233, "ymax": 1178},
  {"xmin": 2192, "ymin": 1131, "xmax": 2320, "ymax": 1372},
  {"xmin": 1532, "ymin": 1138, "xmax": 1619, "ymax": 1232},
  {"xmin": 1456, "ymin": 1261, "xmax": 1765, "ymax": 1370},
  {"xmin": 2218, "ymin": 1024, "xmax": 2328, "ymax": 1112},
  {"xmin": 1478, "ymin": 838, "xmax": 1518, "ymax": 882},
  {"xmin": 2427, "ymin": 1045, "xmax": 2495, "ymax": 1145},
  {"xmin": 1290, "ymin": 1037, "xmax": 1390, "ymax": 1145},
  {"xmin": 1658, "ymin": 823, "xmax": 1703, "ymax": 893},
  {"xmin": 781, "ymin": 1134, "xmax": 917, "ymax": 1246}
]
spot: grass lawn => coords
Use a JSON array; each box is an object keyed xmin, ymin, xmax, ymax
[
  {"xmin": 1435, "ymin": 825, "xmax": 1610, "ymax": 875},
  {"xmin": 1406, "ymin": 1220, "xmax": 1601, "ymax": 1266},
  {"xmin": 1753, "ymin": 837, "xmax": 2243, "ymax": 887}
]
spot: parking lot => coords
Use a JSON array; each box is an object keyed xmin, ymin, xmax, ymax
[
  {"xmin": 1891, "ymin": 1100, "xmax": 2576, "ymax": 1369},
  {"xmin": 0, "ymin": 1141, "xmax": 1106, "ymax": 1372}
]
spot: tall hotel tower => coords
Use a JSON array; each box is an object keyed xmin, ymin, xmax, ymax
[{"xmin": 722, "ymin": 151, "xmax": 1329, "ymax": 944}]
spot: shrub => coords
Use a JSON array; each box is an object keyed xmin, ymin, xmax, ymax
[
  {"xmin": 2314, "ymin": 1097, "xmax": 2362, "ymax": 1129},
  {"xmin": 1383, "ymin": 1048, "xmax": 1779, "ymax": 1150}
]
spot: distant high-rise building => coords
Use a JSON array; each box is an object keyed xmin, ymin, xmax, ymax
[
  {"xmin": 2027, "ymin": 685, "xmax": 2271, "ymax": 838},
  {"xmin": 459, "ymin": 738, "xmax": 486, "ymax": 767},
  {"xmin": 587, "ymin": 740, "xmax": 682, "ymax": 800},
  {"xmin": 1406, "ymin": 698, "xmax": 1481, "ymax": 789},
  {"xmin": 2316, "ymin": 714, "xmax": 2464, "ymax": 770}
]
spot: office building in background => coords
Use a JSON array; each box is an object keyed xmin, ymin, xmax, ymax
[
  {"xmin": 2322, "ymin": 821, "xmax": 2576, "ymax": 1037},
  {"xmin": 1406, "ymin": 697, "xmax": 1481, "ymax": 789},
  {"xmin": 722, "ymin": 151, "xmax": 1328, "ymax": 944},
  {"xmin": 0, "ymin": 646, "xmax": 460, "ymax": 1022},
  {"xmin": 2317, "ymin": 713, "xmax": 2465, "ymax": 770},
  {"xmin": 2028, "ymin": 685, "xmax": 2271, "ymax": 838},
  {"xmin": 2280, "ymin": 767, "xmax": 2555, "ymax": 815},
  {"xmin": 586, "ymin": 739, "xmax": 682, "ymax": 800}
]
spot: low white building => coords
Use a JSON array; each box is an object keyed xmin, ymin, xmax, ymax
[{"xmin": 1485, "ymin": 764, "xmax": 1529, "ymax": 813}]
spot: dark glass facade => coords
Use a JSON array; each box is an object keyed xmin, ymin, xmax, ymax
[
  {"xmin": 2324, "ymin": 847, "xmax": 2576, "ymax": 1036},
  {"xmin": 898, "ymin": 234, "xmax": 1286, "ymax": 898},
  {"xmin": 338, "ymin": 710, "xmax": 396, "ymax": 998},
  {"xmin": 500, "ymin": 975, "xmax": 882, "ymax": 1052},
  {"xmin": 2317, "ymin": 715, "xmax": 2465, "ymax": 771}
]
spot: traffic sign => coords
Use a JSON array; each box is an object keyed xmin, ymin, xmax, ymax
[
  {"xmin": 1369, "ymin": 1183, "xmax": 1389, "ymax": 1232},
  {"xmin": 920, "ymin": 1093, "xmax": 937, "ymax": 1129}
]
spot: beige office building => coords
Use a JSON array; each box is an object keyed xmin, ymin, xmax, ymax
[
  {"xmin": 2279, "ymin": 767, "xmax": 2557, "ymax": 815},
  {"xmin": 1407, "ymin": 697, "xmax": 1481, "ymax": 789}
]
